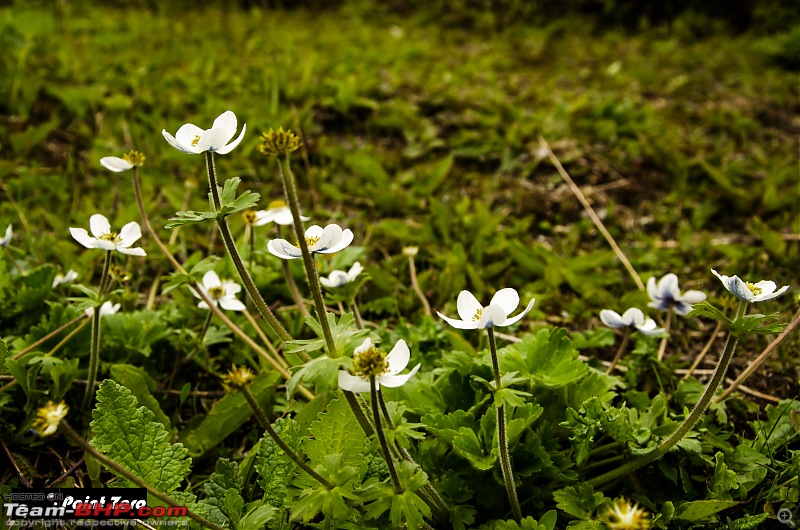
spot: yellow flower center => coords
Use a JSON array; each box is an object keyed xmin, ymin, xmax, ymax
[
  {"xmin": 257, "ymin": 128, "xmax": 302, "ymax": 157},
  {"xmin": 221, "ymin": 364, "xmax": 255, "ymax": 391},
  {"xmin": 209, "ymin": 286, "xmax": 225, "ymax": 299},
  {"xmin": 191, "ymin": 134, "xmax": 201, "ymax": 147},
  {"xmin": 745, "ymin": 282, "xmax": 762, "ymax": 296},
  {"xmin": 123, "ymin": 150, "xmax": 146, "ymax": 166},
  {"xmin": 268, "ymin": 200, "xmax": 287, "ymax": 210},
  {"xmin": 99, "ymin": 231, "xmax": 121, "ymax": 244},
  {"xmin": 109, "ymin": 265, "xmax": 131, "ymax": 282},
  {"xmin": 605, "ymin": 498, "xmax": 650, "ymax": 530},
  {"xmin": 472, "ymin": 308, "xmax": 483, "ymax": 321},
  {"xmin": 353, "ymin": 346, "xmax": 389, "ymax": 379},
  {"xmin": 306, "ymin": 235, "xmax": 321, "ymax": 247},
  {"xmin": 242, "ymin": 210, "xmax": 257, "ymax": 225}
]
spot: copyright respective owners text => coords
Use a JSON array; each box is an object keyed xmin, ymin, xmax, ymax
[{"xmin": 3, "ymin": 488, "xmax": 188, "ymax": 527}]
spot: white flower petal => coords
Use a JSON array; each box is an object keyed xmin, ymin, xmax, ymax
[
  {"xmin": 174, "ymin": 123, "xmax": 205, "ymax": 152},
  {"xmin": 659, "ymin": 273, "xmax": 681, "ymax": 301},
  {"xmin": 354, "ymin": 338, "xmax": 372, "ymax": 356},
  {"xmin": 202, "ymin": 271, "xmax": 222, "ymax": 290},
  {"xmin": 755, "ymin": 284, "xmax": 789, "ymax": 302},
  {"xmin": 268, "ymin": 238, "xmax": 302, "ymax": 259},
  {"xmin": 338, "ymin": 371, "xmax": 371, "ymax": 393},
  {"xmin": 321, "ymin": 270, "xmax": 349, "ymax": 288},
  {"xmin": 477, "ymin": 305, "xmax": 508, "ymax": 328},
  {"xmin": 253, "ymin": 210, "xmax": 274, "ymax": 226},
  {"xmin": 437, "ymin": 311, "xmax": 479, "ymax": 330},
  {"xmin": 385, "ymin": 340, "xmax": 410, "ymax": 375},
  {"xmin": 198, "ymin": 300, "xmax": 213, "ymax": 309},
  {"xmin": 69, "ymin": 228, "xmax": 98, "ymax": 249},
  {"xmin": 215, "ymin": 123, "xmax": 246, "ymax": 155},
  {"xmin": 621, "ymin": 307, "xmax": 645, "ymax": 327},
  {"xmin": 490, "ymin": 288, "xmax": 520, "ymax": 316},
  {"xmin": 0, "ymin": 224, "xmax": 11, "ymax": 246},
  {"xmin": 118, "ymin": 221, "xmax": 142, "ymax": 247},
  {"xmin": 219, "ymin": 297, "xmax": 246, "ymax": 311},
  {"xmin": 100, "ymin": 157, "xmax": 134, "ymax": 172},
  {"xmin": 162, "ymin": 129, "xmax": 196, "ymax": 153},
  {"xmin": 348, "ymin": 262, "xmax": 364, "ymax": 280},
  {"xmin": 315, "ymin": 224, "xmax": 343, "ymax": 252},
  {"xmin": 212, "ymin": 111, "xmax": 238, "ymax": 141},
  {"xmin": 600, "ymin": 309, "xmax": 625, "ymax": 328},
  {"xmin": 681, "ymin": 290, "xmax": 707, "ymax": 304},
  {"xmin": 499, "ymin": 297, "xmax": 536, "ymax": 327},
  {"xmin": 646, "ymin": 276, "xmax": 659, "ymax": 301},
  {"xmin": 116, "ymin": 246, "xmax": 146, "ymax": 256},
  {"xmin": 636, "ymin": 319, "xmax": 664, "ymax": 336},
  {"xmin": 89, "ymin": 214, "xmax": 111, "ymax": 238},
  {"xmin": 379, "ymin": 363, "xmax": 421, "ymax": 388},
  {"xmin": 320, "ymin": 228, "xmax": 354, "ymax": 254},
  {"xmin": 222, "ymin": 280, "xmax": 242, "ymax": 295},
  {"xmin": 456, "ymin": 290, "xmax": 483, "ymax": 322},
  {"xmin": 196, "ymin": 127, "xmax": 227, "ymax": 152}
]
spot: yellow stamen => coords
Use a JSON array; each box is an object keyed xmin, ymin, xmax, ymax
[
  {"xmin": 209, "ymin": 286, "xmax": 225, "ymax": 299},
  {"xmin": 745, "ymin": 282, "xmax": 762, "ymax": 296},
  {"xmin": 268, "ymin": 200, "xmax": 287, "ymax": 210},
  {"xmin": 99, "ymin": 231, "xmax": 121, "ymax": 244},
  {"xmin": 191, "ymin": 134, "xmax": 201, "ymax": 147},
  {"xmin": 353, "ymin": 346, "xmax": 389, "ymax": 378},
  {"xmin": 305, "ymin": 235, "xmax": 321, "ymax": 247},
  {"xmin": 472, "ymin": 308, "xmax": 483, "ymax": 321},
  {"xmin": 122, "ymin": 150, "xmax": 146, "ymax": 167},
  {"xmin": 242, "ymin": 210, "xmax": 257, "ymax": 225},
  {"xmin": 221, "ymin": 365, "xmax": 255, "ymax": 391}
]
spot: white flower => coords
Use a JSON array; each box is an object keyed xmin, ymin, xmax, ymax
[
  {"xmin": 647, "ymin": 273, "xmax": 706, "ymax": 316},
  {"xmin": 162, "ymin": 110, "xmax": 246, "ymax": 155},
  {"xmin": 320, "ymin": 262, "xmax": 363, "ymax": 289},
  {"xmin": 99, "ymin": 151, "xmax": 145, "ymax": 172},
  {"xmin": 337, "ymin": 338, "xmax": 421, "ymax": 393},
  {"xmin": 600, "ymin": 308, "xmax": 664, "ymax": 336},
  {"xmin": 192, "ymin": 271, "xmax": 246, "ymax": 311},
  {"xmin": 267, "ymin": 224, "xmax": 353, "ymax": 260},
  {"xmin": 437, "ymin": 288, "xmax": 535, "ymax": 330},
  {"xmin": 84, "ymin": 301, "xmax": 121, "ymax": 318},
  {"xmin": 34, "ymin": 401, "xmax": 69, "ymax": 437},
  {"xmin": 53, "ymin": 270, "xmax": 79, "ymax": 288},
  {"xmin": 69, "ymin": 214, "xmax": 146, "ymax": 256},
  {"xmin": 253, "ymin": 200, "xmax": 310, "ymax": 227},
  {"xmin": 0, "ymin": 224, "xmax": 11, "ymax": 247},
  {"xmin": 711, "ymin": 269, "xmax": 789, "ymax": 303}
]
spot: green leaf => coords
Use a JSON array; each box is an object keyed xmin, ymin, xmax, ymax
[
  {"xmin": 552, "ymin": 484, "xmax": 608, "ymax": 520},
  {"xmin": 218, "ymin": 177, "xmax": 261, "ymax": 217},
  {"xmin": 303, "ymin": 397, "xmax": 368, "ymax": 474},
  {"xmin": 197, "ymin": 459, "xmax": 242, "ymax": 526},
  {"xmin": 499, "ymin": 329, "xmax": 589, "ymax": 388},
  {"xmin": 291, "ymin": 453, "xmax": 360, "ymax": 523},
  {"xmin": 687, "ymin": 301, "xmax": 732, "ymax": 324},
  {"xmin": 90, "ymin": 380, "xmax": 191, "ymax": 492},
  {"xmin": 673, "ymin": 500, "xmax": 738, "ymax": 522},
  {"xmin": 452, "ymin": 427, "xmax": 495, "ymax": 471},
  {"xmin": 285, "ymin": 354, "xmax": 343, "ymax": 400},
  {"xmin": 164, "ymin": 209, "xmax": 218, "ymax": 229},
  {"xmin": 710, "ymin": 452, "xmax": 739, "ymax": 499},
  {"xmin": 255, "ymin": 417, "xmax": 301, "ymax": 508},
  {"xmin": 110, "ymin": 364, "xmax": 171, "ymax": 431},
  {"xmin": 383, "ymin": 401, "xmax": 426, "ymax": 447},
  {"xmin": 361, "ymin": 461, "xmax": 432, "ymax": 530}
]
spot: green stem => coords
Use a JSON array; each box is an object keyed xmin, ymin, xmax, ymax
[
  {"xmin": 606, "ymin": 328, "xmax": 631, "ymax": 374},
  {"xmin": 276, "ymin": 154, "xmax": 335, "ymax": 354},
  {"xmin": 351, "ymin": 299, "xmax": 364, "ymax": 330},
  {"xmin": 185, "ymin": 311, "xmax": 214, "ymax": 363},
  {"xmin": 282, "ymin": 259, "xmax": 311, "ymax": 318},
  {"xmin": 82, "ymin": 251, "xmax": 112, "ymax": 410},
  {"xmin": 587, "ymin": 302, "xmax": 746, "ymax": 488},
  {"xmin": 240, "ymin": 386, "xmax": 334, "ymax": 489},
  {"xmin": 60, "ymin": 422, "xmax": 225, "ymax": 530},
  {"xmin": 204, "ymin": 152, "xmax": 292, "ymax": 342},
  {"xmin": 344, "ymin": 390, "xmax": 374, "ymax": 437},
  {"xmin": 371, "ymin": 376, "xmax": 401, "ymax": 492},
  {"xmin": 487, "ymin": 327, "xmax": 522, "ymax": 522},
  {"xmin": 11, "ymin": 314, "xmax": 87, "ymax": 361},
  {"xmin": 656, "ymin": 311, "xmax": 672, "ymax": 362}
]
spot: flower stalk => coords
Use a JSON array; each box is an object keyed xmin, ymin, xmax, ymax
[
  {"xmin": 82, "ymin": 250, "xmax": 113, "ymax": 410},
  {"xmin": 587, "ymin": 301, "xmax": 747, "ymax": 488},
  {"xmin": 203, "ymin": 152, "xmax": 291, "ymax": 343},
  {"xmin": 487, "ymin": 327, "xmax": 522, "ymax": 522},
  {"xmin": 606, "ymin": 328, "xmax": 631, "ymax": 374},
  {"xmin": 60, "ymin": 422, "xmax": 226, "ymax": 530},
  {"xmin": 276, "ymin": 154, "xmax": 335, "ymax": 354},
  {"xmin": 370, "ymin": 375, "xmax": 402, "ymax": 493}
]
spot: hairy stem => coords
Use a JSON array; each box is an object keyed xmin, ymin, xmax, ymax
[
  {"xmin": 276, "ymin": 154, "xmax": 335, "ymax": 354},
  {"xmin": 487, "ymin": 327, "xmax": 522, "ymax": 522},
  {"xmin": 82, "ymin": 250, "xmax": 112, "ymax": 410},
  {"xmin": 205, "ymin": 152, "xmax": 292, "ymax": 343},
  {"xmin": 60, "ymin": 422, "xmax": 226, "ymax": 530},
  {"xmin": 371, "ymin": 376, "xmax": 401, "ymax": 492},
  {"xmin": 282, "ymin": 259, "xmax": 311, "ymax": 319}
]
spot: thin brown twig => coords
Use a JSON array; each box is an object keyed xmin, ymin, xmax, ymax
[{"xmin": 538, "ymin": 137, "xmax": 645, "ymax": 291}]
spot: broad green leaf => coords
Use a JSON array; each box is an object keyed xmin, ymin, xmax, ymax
[
  {"xmin": 452, "ymin": 427, "xmax": 495, "ymax": 471},
  {"xmin": 552, "ymin": 484, "xmax": 608, "ymax": 520},
  {"xmin": 499, "ymin": 329, "xmax": 589, "ymax": 388},
  {"xmin": 673, "ymin": 500, "xmax": 738, "ymax": 522},
  {"xmin": 110, "ymin": 364, "xmax": 171, "ymax": 430},
  {"xmin": 91, "ymin": 380, "xmax": 191, "ymax": 492},
  {"xmin": 197, "ymin": 459, "xmax": 241, "ymax": 526},
  {"xmin": 255, "ymin": 417, "xmax": 301, "ymax": 508},
  {"xmin": 303, "ymin": 397, "xmax": 368, "ymax": 474}
]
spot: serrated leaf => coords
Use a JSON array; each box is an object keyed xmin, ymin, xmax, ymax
[
  {"xmin": 552, "ymin": 484, "xmax": 608, "ymax": 520},
  {"xmin": 198, "ymin": 459, "xmax": 241, "ymax": 526},
  {"xmin": 255, "ymin": 417, "xmax": 301, "ymax": 508},
  {"xmin": 452, "ymin": 427, "xmax": 495, "ymax": 471},
  {"xmin": 164, "ymin": 209, "xmax": 218, "ymax": 229},
  {"xmin": 90, "ymin": 380, "xmax": 191, "ymax": 492},
  {"xmin": 500, "ymin": 329, "xmax": 589, "ymax": 388},
  {"xmin": 110, "ymin": 364, "xmax": 171, "ymax": 431},
  {"xmin": 303, "ymin": 397, "xmax": 368, "ymax": 473}
]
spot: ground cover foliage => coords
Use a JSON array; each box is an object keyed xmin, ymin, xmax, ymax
[{"xmin": 0, "ymin": 1, "xmax": 798, "ymax": 528}]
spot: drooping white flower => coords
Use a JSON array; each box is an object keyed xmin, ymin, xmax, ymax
[
  {"xmin": 600, "ymin": 308, "xmax": 664, "ymax": 336},
  {"xmin": 99, "ymin": 150, "xmax": 145, "ymax": 172},
  {"xmin": 338, "ymin": 338, "xmax": 420, "ymax": 393},
  {"xmin": 437, "ymin": 288, "xmax": 535, "ymax": 330},
  {"xmin": 253, "ymin": 200, "xmax": 310, "ymax": 227},
  {"xmin": 162, "ymin": 110, "xmax": 246, "ymax": 155},
  {"xmin": 320, "ymin": 262, "xmax": 363, "ymax": 289},
  {"xmin": 711, "ymin": 269, "xmax": 789, "ymax": 303},
  {"xmin": 53, "ymin": 270, "xmax": 79, "ymax": 288},
  {"xmin": 69, "ymin": 214, "xmax": 146, "ymax": 256},
  {"xmin": 192, "ymin": 271, "xmax": 246, "ymax": 311},
  {"xmin": 267, "ymin": 224, "xmax": 353, "ymax": 260},
  {"xmin": 0, "ymin": 224, "xmax": 11, "ymax": 247},
  {"xmin": 647, "ymin": 273, "xmax": 706, "ymax": 316},
  {"xmin": 84, "ymin": 301, "xmax": 121, "ymax": 318}
]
